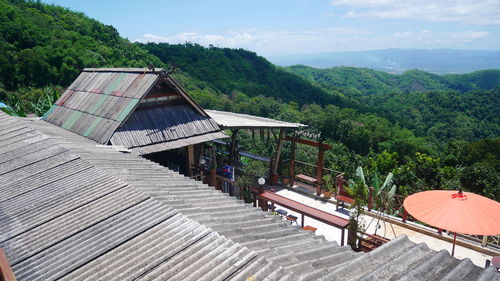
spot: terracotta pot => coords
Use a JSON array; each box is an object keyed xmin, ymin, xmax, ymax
[
  {"xmin": 282, "ymin": 178, "xmax": 290, "ymax": 185},
  {"xmin": 323, "ymin": 191, "xmax": 332, "ymax": 199}
]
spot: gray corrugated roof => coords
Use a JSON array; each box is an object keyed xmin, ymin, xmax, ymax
[
  {"xmin": 0, "ymin": 112, "xmax": 279, "ymax": 281},
  {"xmin": 205, "ymin": 109, "xmax": 306, "ymax": 129},
  {"xmin": 23, "ymin": 116, "xmax": 500, "ymax": 281}
]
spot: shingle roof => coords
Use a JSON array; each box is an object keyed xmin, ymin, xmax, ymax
[
  {"xmin": 2, "ymin": 113, "xmax": 499, "ymax": 280},
  {"xmin": 42, "ymin": 68, "xmax": 226, "ymax": 153}
]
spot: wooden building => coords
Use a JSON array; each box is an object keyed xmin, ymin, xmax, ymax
[
  {"xmin": 43, "ymin": 68, "xmax": 227, "ymax": 155},
  {"xmin": 42, "ymin": 68, "xmax": 227, "ymax": 174}
]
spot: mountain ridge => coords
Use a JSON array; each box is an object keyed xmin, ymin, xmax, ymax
[{"xmin": 269, "ymin": 49, "xmax": 500, "ymax": 74}]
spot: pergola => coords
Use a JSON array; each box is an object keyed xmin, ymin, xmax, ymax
[{"xmin": 205, "ymin": 109, "xmax": 306, "ymax": 182}]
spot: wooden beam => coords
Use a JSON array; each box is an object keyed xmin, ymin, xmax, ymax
[
  {"xmin": 271, "ymin": 129, "xmax": 285, "ymax": 184},
  {"xmin": 271, "ymin": 129, "xmax": 279, "ymax": 144},
  {"xmin": 186, "ymin": 145, "xmax": 195, "ymax": 177},
  {"xmin": 0, "ymin": 249, "xmax": 16, "ymax": 281},
  {"xmin": 316, "ymin": 145, "xmax": 325, "ymax": 196},
  {"xmin": 284, "ymin": 136, "xmax": 332, "ymax": 150},
  {"xmin": 290, "ymin": 139, "xmax": 296, "ymax": 186},
  {"xmin": 229, "ymin": 129, "xmax": 240, "ymax": 166}
]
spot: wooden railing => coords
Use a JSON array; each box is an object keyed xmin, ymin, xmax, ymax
[
  {"xmin": 359, "ymin": 233, "xmax": 391, "ymax": 252},
  {"xmin": 0, "ymin": 249, "xmax": 16, "ymax": 281},
  {"xmin": 282, "ymin": 159, "xmax": 343, "ymax": 179}
]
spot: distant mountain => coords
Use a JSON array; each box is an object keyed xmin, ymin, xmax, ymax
[
  {"xmin": 285, "ymin": 66, "xmax": 500, "ymax": 96},
  {"xmin": 269, "ymin": 49, "xmax": 500, "ymax": 74}
]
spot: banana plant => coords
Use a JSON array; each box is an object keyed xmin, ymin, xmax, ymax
[{"xmin": 347, "ymin": 166, "xmax": 368, "ymax": 192}]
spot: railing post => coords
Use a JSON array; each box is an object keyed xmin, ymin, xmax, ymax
[
  {"xmin": 482, "ymin": 235, "xmax": 488, "ymax": 247},
  {"xmin": 336, "ymin": 174, "xmax": 344, "ymax": 196},
  {"xmin": 368, "ymin": 187, "xmax": 374, "ymax": 211},
  {"xmin": 402, "ymin": 209, "xmax": 408, "ymax": 223},
  {"xmin": 210, "ymin": 169, "xmax": 217, "ymax": 189}
]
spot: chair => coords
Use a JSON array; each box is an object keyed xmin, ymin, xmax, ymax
[
  {"xmin": 491, "ymin": 256, "xmax": 500, "ymax": 272},
  {"xmin": 267, "ymin": 203, "xmax": 276, "ymax": 212},
  {"xmin": 275, "ymin": 209, "xmax": 288, "ymax": 219},
  {"xmin": 303, "ymin": 225, "xmax": 317, "ymax": 234},
  {"xmin": 286, "ymin": 214, "xmax": 298, "ymax": 225}
]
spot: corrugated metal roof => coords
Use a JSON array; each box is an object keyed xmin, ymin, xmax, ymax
[
  {"xmin": 205, "ymin": 109, "xmax": 306, "ymax": 129},
  {"xmin": 0, "ymin": 112, "xmax": 275, "ymax": 281},
  {"xmin": 110, "ymin": 104, "xmax": 225, "ymax": 153},
  {"xmin": 43, "ymin": 68, "xmax": 226, "ymax": 153},
  {"xmin": 43, "ymin": 68, "xmax": 160, "ymax": 144},
  {"xmin": 24, "ymin": 116, "xmax": 500, "ymax": 281}
]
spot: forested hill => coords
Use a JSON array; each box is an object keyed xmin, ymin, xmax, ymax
[
  {"xmin": 142, "ymin": 43, "xmax": 341, "ymax": 106},
  {"xmin": 0, "ymin": 0, "xmax": 164, "ymax": 91},
  {"xmin": 286, "ymin": 65, "xmax": 500, "ymax": 142},
  {"xmin": 285, "ymin": 65, "xmax": 500, "ymax": 96}
]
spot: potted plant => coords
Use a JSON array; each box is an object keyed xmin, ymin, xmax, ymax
[
  {"xmin": 279, "ymin": 165, "xmax": 291, "ymax": 185},
  {"xmin": 236, "ymin": 174, "xmax": 253, "ymax": 203},
  {"xmin": 322, "ymin": 175, "xmax": 336, "ymax": 199}
]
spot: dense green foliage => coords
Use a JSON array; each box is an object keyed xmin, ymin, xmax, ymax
[
  {"xmin": 1, "ymin": 0, "xmax": 498, "ymax": 201},
  {"xmin": 0, "ymin": 0, "xmax": 163, "ymax": 108},
  {"xmin": 286, "ymin": 66, "xmax": 500, "ymax": 143},
  {"xmin": 143, "ymin": 42, "xmax": 343, "ymax": 106}
]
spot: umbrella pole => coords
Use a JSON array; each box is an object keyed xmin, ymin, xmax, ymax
[{"xmin": 451, "ymin": 232, "xmax": 457, "ymax": 257}]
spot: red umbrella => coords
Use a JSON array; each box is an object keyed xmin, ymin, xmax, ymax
[{"xmin": 403, "ymin": 190, "xmax": 500, "ymax": 256}]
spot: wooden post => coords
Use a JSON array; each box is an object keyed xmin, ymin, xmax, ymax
[
  {"xmin": 451, "ymin": 232, "xmax": 457, "ymax": 257},
  {"xmin": 210, "ymin": 169, "xmax": 217, "ymax": 189},
  {"xmin": 316, "ymin": 144, "xmax": 324, "ymax": 196},
  {"xmin": 271, "ymin": 129, "xmax": 285, "ymax": 185},
  {"xmin": 368, "ymin": 187, "xmax": 374, "ymax": 211},
  {"xmin": 185, "ymin": 145, "xmax": 195, "ymax": 177},
  {"xmin": 290, "ymin": 139, "xmax": 296, "ymax": 186},
  {"xmin": 0, "ymin": 249, "xmax": 16, "ymax": 281},
  {"xmin": 482, "ymin": 235, "xmax": 488, "ymax": 247},
  {"xmin": 229, "ymin": 129, "xmax": 239, "ymax": 166}
]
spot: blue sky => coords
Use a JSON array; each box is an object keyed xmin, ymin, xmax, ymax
[{"xmin": 42, "ymin": 0, "xmax": 500, "ymax": 56}]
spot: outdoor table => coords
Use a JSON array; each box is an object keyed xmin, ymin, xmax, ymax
[{"xmin": 257, "ymin": 191, "xmax": 349, "ymax": 246}]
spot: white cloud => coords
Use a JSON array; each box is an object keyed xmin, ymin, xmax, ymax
[
  {"xmin": 449, "ymin": 31, "xmax": 489, "ymax": 40},
  {"xmin": 135, "ymin": 27, "xmax": 493, "ymax": 56},
  {"xmin": 332, "ymin": 0, "xmax": 500, "ymax": 26},
  {"xmin": 392, "ymin": 30, "xmax": 489, "ymax": 45},
  {"xmin": 135, "ymin": 27, "xmax": 371, "ymax": 55}
]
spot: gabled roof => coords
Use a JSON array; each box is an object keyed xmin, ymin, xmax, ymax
[
  {"xmin": 43, "ymin": 68, "xmax": 226, "ymax": 154},
  {"xmin": 14, "ymin": 114, "xmax": 499, "ymax": 281}
]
